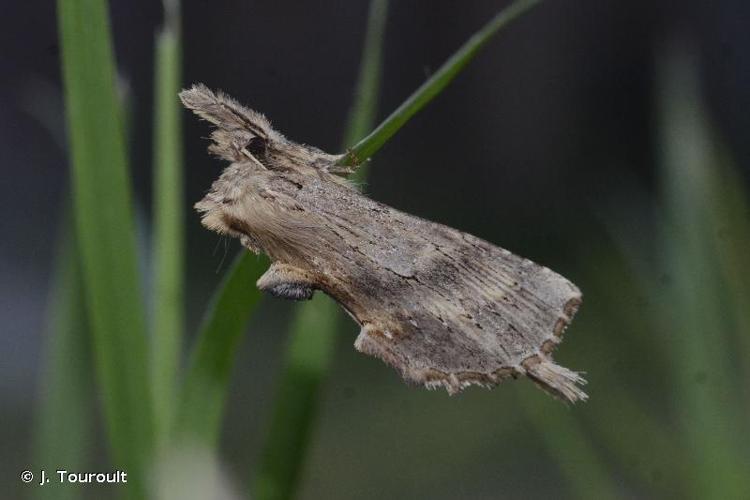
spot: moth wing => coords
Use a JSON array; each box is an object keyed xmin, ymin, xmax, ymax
[{"xmin": 352, "ymin": 230, "xmax": 586, "ymax": 403}]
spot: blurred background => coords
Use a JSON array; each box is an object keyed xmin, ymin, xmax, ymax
[{"xmin": 2, "ymin": 0, "xmax": 749, "ymax": 498}]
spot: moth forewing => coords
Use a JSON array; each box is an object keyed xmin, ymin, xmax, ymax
[{"xmin": 181, "ymin": 84, "xmax": 587, "ymax": 403}]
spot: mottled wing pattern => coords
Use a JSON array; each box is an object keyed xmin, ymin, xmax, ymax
[{"xmin": 283, "ymin": 175, "xmax": 587, "ymax": 401}]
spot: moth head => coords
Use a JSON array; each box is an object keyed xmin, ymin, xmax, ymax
[{"xmin": 180, "ymin": 84, "xmax": 344, "ymax": 175}]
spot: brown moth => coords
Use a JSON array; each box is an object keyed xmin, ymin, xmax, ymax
[{"xmin": 181, "ymin": 84, "xmax": 587, "ymax": 403}]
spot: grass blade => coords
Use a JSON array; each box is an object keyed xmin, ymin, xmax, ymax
[
  {"xmin": 656, "ymin": 45, "xmax": 750, "ymax": 498},
  {"xmin": 57, "ymin": 0, "xmax": 152, "ymax": 496},
  {"xmin": 253, "ymin": 2, "xmax": 388, "ymax": 499},
  {"xmin": 337, "ymin": 0, "xmax": 541, "ymax": 167},
  {"xmin": 33, "ymin": 212, "xmax": 93, "ymax": 500},
  {"xmin": 175, "ymin": 252, "xmax": 268, "ymax": 446},
  {"xmin": 253, "ymin": 295, "xmax": 340, "ymax": 500},
  {"xmin": 152, "ymin": 0, "xmax": 184, "ymax": 448},
  {"xmin": 342, "ymin": 0, "xmax": 389, "ymax": 181},
  {"xmin": 519, "ymin": 390, "xmax": 620, "ymax": 499},
  {"xmin": 701, "ymin": 145, "xmax": 750, "ymax": 407}
]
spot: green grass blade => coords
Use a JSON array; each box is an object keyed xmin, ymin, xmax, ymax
[
  {"xmin": 33, "ymin": 212, "xmax": 93, "ymax": 500},
  {"xmin": 657, "ymin": 45, "xmax": 750, "ymax": 498},
  {"xmin": 582, "ymin": 249, "xmax": 688, "ymax": 496},
  {"xmin": 253, "ymin": 294, "xmax": 340, "ymax": 500},
  {"xmin": 702, "ymin": 145, "xmax": 750, "ymax": 408},
  {"xmin": 342, "ymin": 0, "xmax": 389, "ymax": 181},
  {"xmin": 337, "ymin": 0, "xmax": 541, "ymax": 167},
  {"xmin": 174, "ymin": 252, "xmax": 268, "ymax": 446},
  {"xmin": 519, "ymin": 390, "xmax": 620, "ymax": 499},
  {"xmin": 57, "ymin": 0, "xmax": 152, "ymax": 497},
  {"xmin": 152, "ymin": 0, "xmax": 184, "ymax": 448},
  {"xmin": 253, "ymin": 2, "xmax": 388, "ymax": 499}
]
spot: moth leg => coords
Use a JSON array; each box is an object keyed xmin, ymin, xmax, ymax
[{"xmin": 257, "ymin": 262, "xmax": 317, "ymax": 301}]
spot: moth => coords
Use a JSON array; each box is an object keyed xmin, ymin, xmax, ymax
[{"xmin": 181, "ymin": 84, "xmax": 587, "ymax": 403}]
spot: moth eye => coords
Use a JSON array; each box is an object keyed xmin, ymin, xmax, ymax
[{"xmin": 246, "ymin": 136, "xmax": 267, "ymax": 157}]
